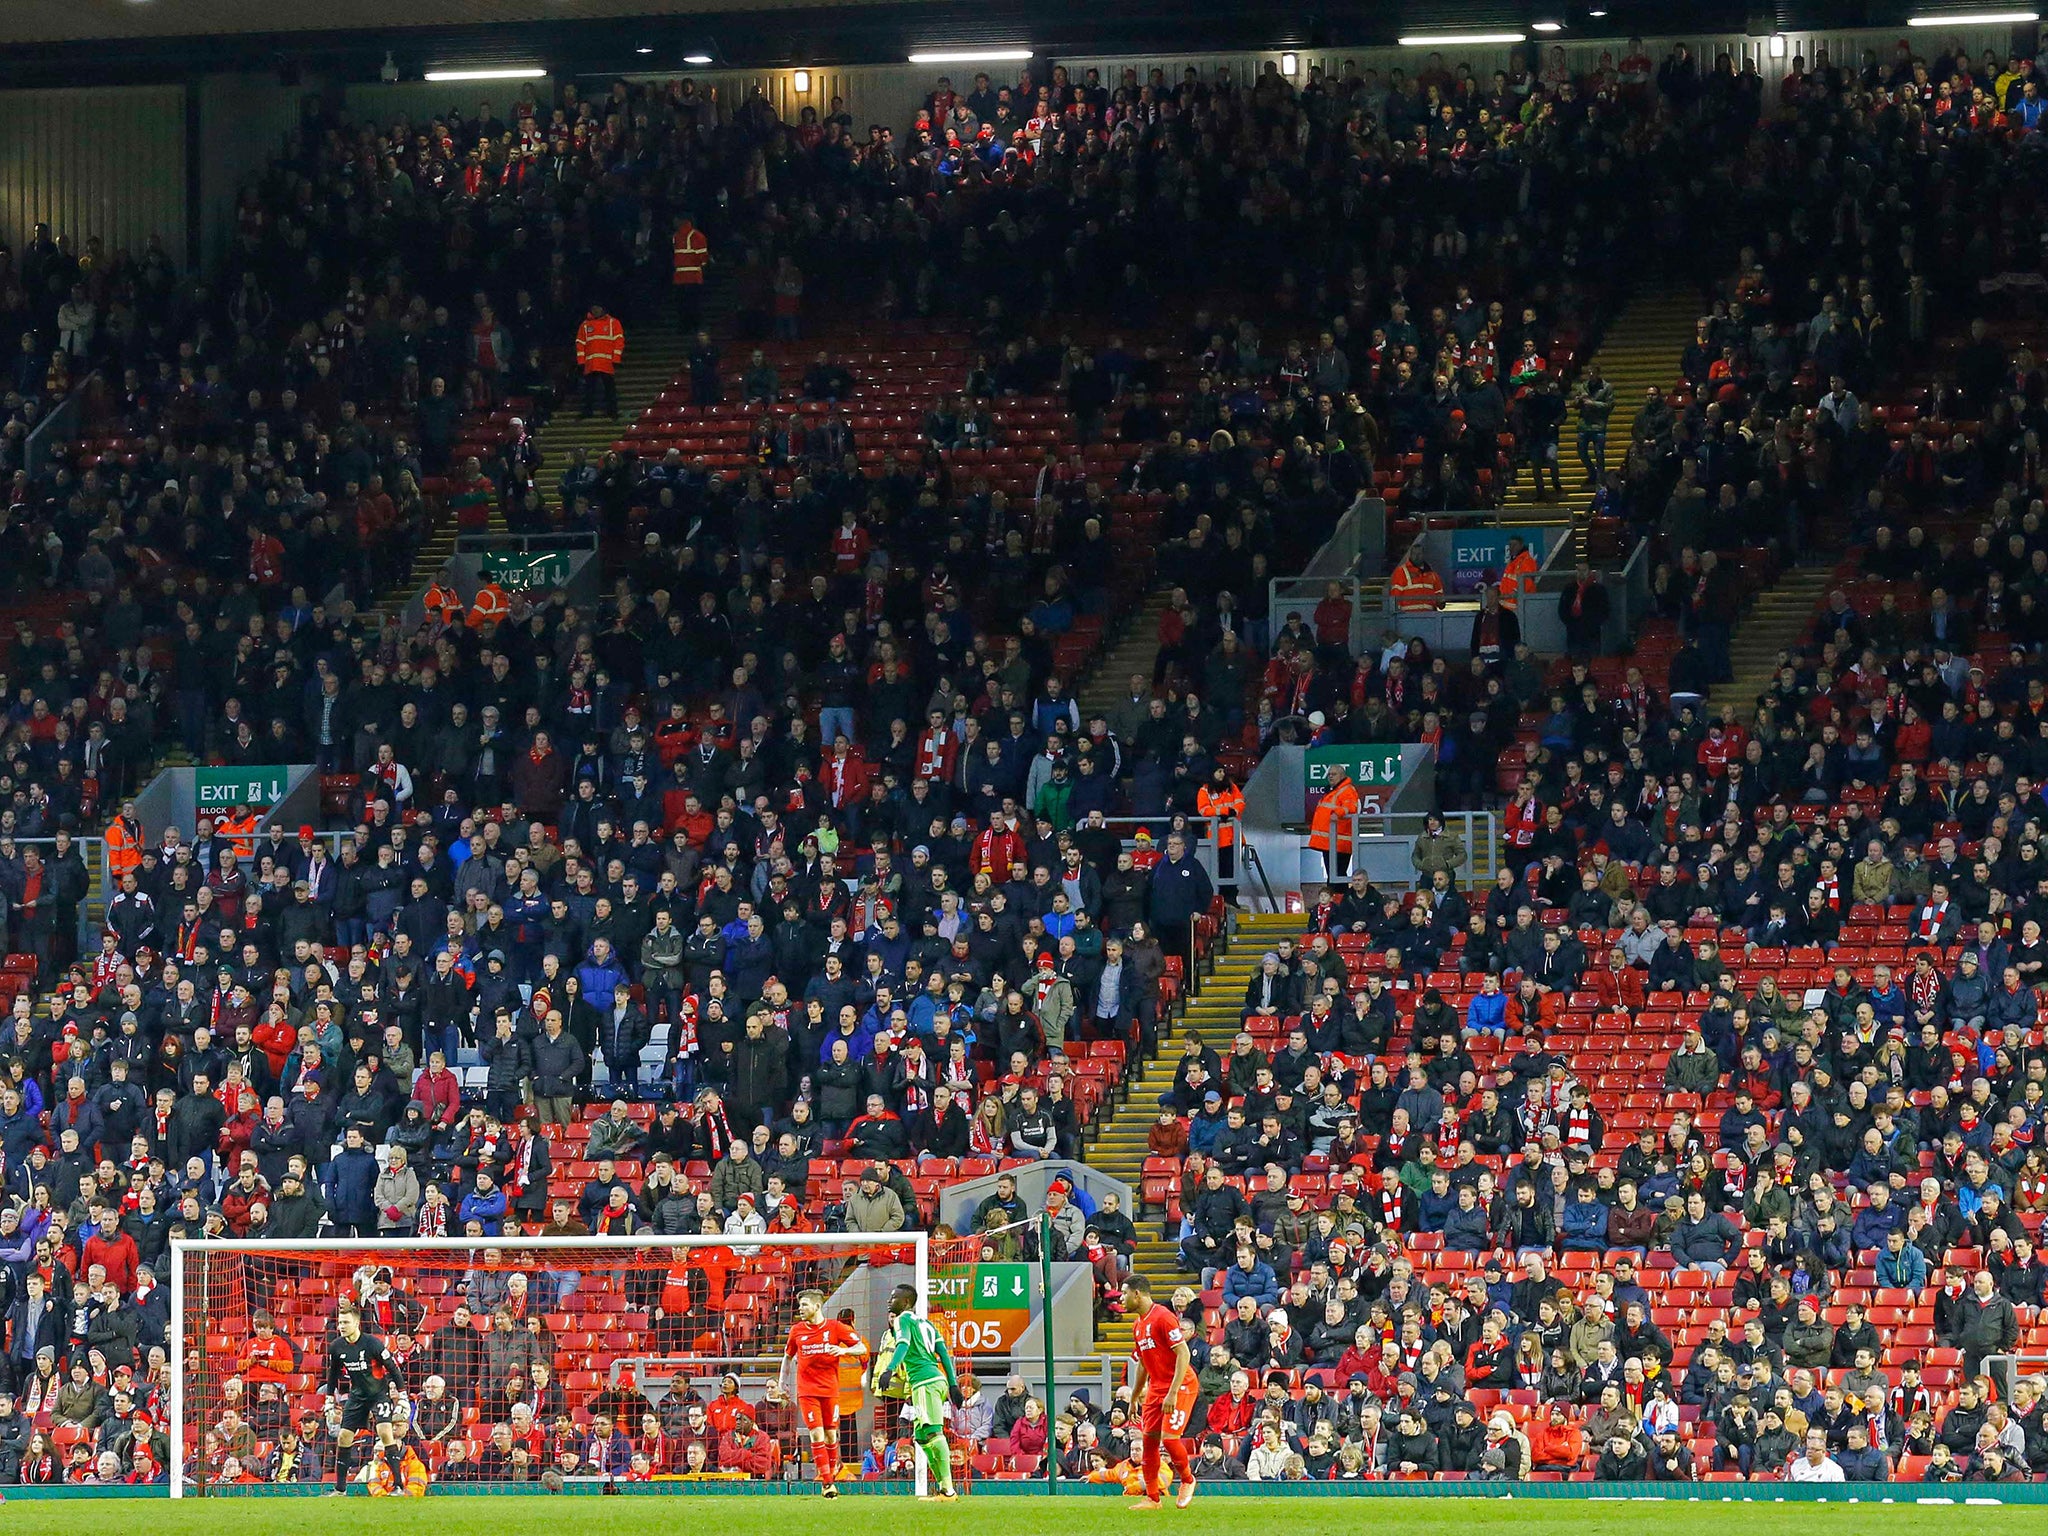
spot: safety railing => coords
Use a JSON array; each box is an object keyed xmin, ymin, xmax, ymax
[
  {"xmin": 453, "ymin": 530, "xmax": 599, "ymax": 555},
  {"xmin": 4, "ymin": 835, "xmax": 109, "ymax": 950},
  {"xmin": 1339, "ymin": 808, "xmax": 1500, "ymax": 891},
  {"xmin": 25, "ymin": 369, "xmax": 98, "ymax": 478}
]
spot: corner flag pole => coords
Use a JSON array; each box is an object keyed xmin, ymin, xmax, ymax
[
  {"xmin": 1041, "ymin": 1209, "xmax": 1057, "ymax": 1497},
  {"xmin": 913, "ymin": 1229, "xmax": 930, "ymax": 1499}
]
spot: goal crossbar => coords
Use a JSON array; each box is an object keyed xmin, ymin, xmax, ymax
[{"xmin": 167, "ymin": 1231, "xmax": 930, "ymax": 1498}]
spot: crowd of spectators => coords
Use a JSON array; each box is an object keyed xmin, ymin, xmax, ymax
[
  {"xmin": 0, "ymin": 22, "xmax": 1781, "ymax": 890},
  {"xmin": 4, "ymin": 30, "xmax": 2048, "ymax": 1492},
  {"xmin": 1129, "ymin": 36, "xmax": 2048, "ymax": 1490}
]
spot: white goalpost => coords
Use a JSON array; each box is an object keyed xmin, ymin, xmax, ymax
[{"xmin": 168, "ymin": 1231, "xmax": 931, "ymax": 1498}]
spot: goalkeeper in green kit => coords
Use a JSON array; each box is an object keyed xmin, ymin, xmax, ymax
[{"xmin": 872, "ymin": 1283, "xmax": 961, "ymax": 1499}]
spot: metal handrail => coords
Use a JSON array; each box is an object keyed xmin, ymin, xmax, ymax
[
  {"xmin": 1341, "ymin": 808, "xmax": 1500, "ymax": 890},
  {"xmin": 25, "ymin": 368, "xmax": 98, "ymax": 478},
  {"xmin": 3, "ymin": 835, "xmax": 110, "ymax": 943},
  {"xmin": 454, "ymin": 530, "xmax": 599, "ymax": 554}
]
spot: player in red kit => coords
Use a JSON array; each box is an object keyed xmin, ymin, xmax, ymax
[
  {"xmin": 783, "ymin": 1288, "xmax": 868, "ymax": 1495},
  {"xmin": 1125, "ymin": 1273, "xmax": 1197, "ymax": 1508}
]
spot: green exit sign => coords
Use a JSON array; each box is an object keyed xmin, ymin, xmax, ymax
[
  {"xmin": 481, "ymin": 551, "xmax": 572, "ymax": 591},
  {"xmin": 194, "ymin": 766, "xmax": 291, "ymax": 818}
]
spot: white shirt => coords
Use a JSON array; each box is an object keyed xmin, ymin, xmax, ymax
[
  {"xmin": 1247, "ymin": 1442, "xmax": 1293, "ymax": 1481},
  {"xmin": 1787, "ymin": 1453, "xmax": 1844, "ymax": 1483}
]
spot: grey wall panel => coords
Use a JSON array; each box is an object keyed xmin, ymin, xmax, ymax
[
  {"xmin": 197, "ymin": 73, "xmax": 310, "ymax": 269},
  {"xmin": 0, "ymin": 86, "xmax": 185, "ymax": 262},
  {"xmin": 342, "ymin": 78, "xmax": 561, "ymax": 131}
]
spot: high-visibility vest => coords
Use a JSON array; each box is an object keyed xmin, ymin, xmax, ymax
[
  {"xmin": 469, "ymin": 582, "xmax": 510, "ymax": 628},
  {"xmin": 423, "ymin": 582, "xmax": 465, "ymax": 623},
  {"xmin": 575, "ymin": 315, "xmax": 625, "ymax": 374},
  {"xmin": 673, "ymin": 223, "xmax": 709, "ymax": 285},
  {"xmin": 220, "ymin": 812, "xmax": 259, "ymax": 859},
  {"xmin": 1197, "ymin": 783, "xmax": 1245, "ymax": 846},
  {"xmin": 1389, "ymin": 560, "xmax": 1445, "ymax": 612},
  {"xmin": 1499, "ymin": 551, "xmax": 1540, "ymax": 610},
  {"xmin": 1308, "ymin": 778, "xmax": 1360, "ymax": 855},
  {"xmin": 367, "ymin": 1446, "xmax": 430, "ymax": 1496},
  {"xmin": 106, "ymin": 816, "xmax": 143, "ymax": 880}
]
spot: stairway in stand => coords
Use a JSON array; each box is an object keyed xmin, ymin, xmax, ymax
[
  {"xmin": 376, "ymin": 311, "xmax": 700, "ymax": 622},
  {"xmin": 1498, "ymin": 287, "xmax": 1701, "ymax": 526},
  {"xmin": 1712, "ymin": 566, "xmax": 1834, "ymax": 722},
  {"xmin": 375, "ymin": 512, "xmax": 468, "ymax": 624},
  {"xmin": 527, "ymin": 321, "xmax": 695, "ymax": 528},
  {"xmin": 1075, "ymin": 592, "xmax": 1172, "ymax": 725},
  {"xmin": 1083, "ymin": 912, "xmax": 1298, "ymax": 1379}
]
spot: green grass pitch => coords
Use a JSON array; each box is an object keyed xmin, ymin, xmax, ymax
[{"xmin": 22, "ymin": 1500, "xmax": 2048, "ymax": 1536}]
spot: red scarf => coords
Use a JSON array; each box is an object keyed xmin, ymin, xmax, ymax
[
  {"xmin": 1565, "ymin": 1104, "xmax": 1593, "ymax": 1148},
  {"xmin": 1916, "ymin": 901, "xmax": 1947, "ymax": 941},
  {"xmin": 1722, "ymin": 1158, "xmax": 1748, "ymax": 1201},
  {"xmin": 1380, "ymin": 1180, "xmax": 1405, "ymax": 1231}
]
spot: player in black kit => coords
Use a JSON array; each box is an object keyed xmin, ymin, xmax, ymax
[{"xmin": 323, "ymin": 1303, "xmax": 408, "ymax": 1494}]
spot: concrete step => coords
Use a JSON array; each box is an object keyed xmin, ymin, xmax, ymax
[
  {"xmin": 1709, "ymin": 568, "xmax": 1835, "ymax": 721},
  {"xmin": 1497, "ymin": 283, "xmax": 1699, "ymax": 517}
]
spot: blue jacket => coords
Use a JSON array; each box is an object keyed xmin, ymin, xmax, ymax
[
  {"xmin": 820, "ymin": 1021, "xmax": 876, "ymax": 1065},
  {"xmin": 504, "ymin": 892, "xmax": 550, "ymax": 951},
  {"xmin": 0, "ymin": 1102, "xmax": 48, "ymax": 1167},
  {"xmin": 1464, "ymin": 990, "xmax": 1508, "ymax": 1034},
  {"xmin": 459, "ymin": 1185, "xmax": 507, "ymax": 1235},
  {"xmin": 1187, "ymin": 1109, "xmax": 1227, "ymax": 1156},
  {"xmin": 1416, "ymin": 1186, "xmax": 1456, "ymax": 1233},
  {"xmin": 1873, "ymin": 1242, "xmax": 1928, "ymax": 1293},
  {"xmin": 724, "ymin": 933, "xmax": 775, "ymax": 1001},
  {"xmin": 322, "ymin": 1146, "xmax": 379, "ymax": 1227},
  {"xmin": 576, "ymin": 949, "xmax": 627, "ymax": 1013},
  {"xmin": 1850, "ymin": 1201, "xmax": 1903, "ymax": 1252},
  {"xmin": 1146, "ymin": 855, "xmax": 1214, "ymax": 929},
  {"xmin": 1561, "ymin": 1196, "xmax": 1612, "ymax": 1250},
  {"xmin": 1985, "ymin": 983, "xmax": 2034, "ymax": 1034},
  {"xmin": 1443, "ymin": 1204, "xmax": 1493, "ymax": 1253},
  {"xmin": 1221, "ymin": 1260, "xmax": 1280, "ymax": 1308},
  {"xmin": 1668, "ymin": 1212, "xmax": 1739, "ymax": 1267}
]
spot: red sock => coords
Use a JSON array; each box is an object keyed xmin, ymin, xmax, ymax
[
  {"xmin": 1141, "ymin": 1425, "xmax": 1163, "ymax": 1499},
  {"xmin": 816, "ymin": 1439, "xmax": 837, "ymax": 1480},
  {"xmin": 1165, "ymin": 1436, "xmax": 1194, "ymax": 1486}
]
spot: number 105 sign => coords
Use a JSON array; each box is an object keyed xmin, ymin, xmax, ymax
[{"xmin": 931, "ymin": 1263, "xmax": 1034, "ymax": 1354}]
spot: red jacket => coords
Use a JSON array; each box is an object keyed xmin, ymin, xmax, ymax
[
  {"xmin": 824, "ymin": 750, "xmax": 871, "ymax": 809},
  {"xmin": 972, "ymin": 824, "xmax": 1026, "ymax": 878},
  {"xmin": 82, "ymin": 1228, "xmax": 140, "ymax": 1294},
  {"xmin": 914, "ymin": 727, "xmax": 960, "ymax": 782},
  {"xmin": 1206, "ymin": 1392, "xmax": 1256, "ymax": 1438},
  {"xmin": 252, "ymin": 1016, "xmax": 297, "ymax": 1077},
  {"xmin": 830, "ymin": 523, "xmax": 871, "ymax": 574},
  {"xmin": 716, "ymin": 1427, "xmax": 778, "ymax": 1477},
  {"xmin": 220, "ymin": 1177, "xmax": 269, "ymax": 1237},
  {"xmin": 1312, "ymin": 595, "xmax": 1353, "ymax": 646},
  {"xmin": 412, "ymin": 1065, "xmax": 463, "ymax": 1128}
]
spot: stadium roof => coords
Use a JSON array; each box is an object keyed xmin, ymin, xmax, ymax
[{"xmin": 0, "ymin": 2, "xmax": 2022, "ymax": 85}]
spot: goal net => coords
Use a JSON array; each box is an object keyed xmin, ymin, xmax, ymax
[{"xmin": 169, "ymin": 1233, "xmax": 933, "ymax": 1497}]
